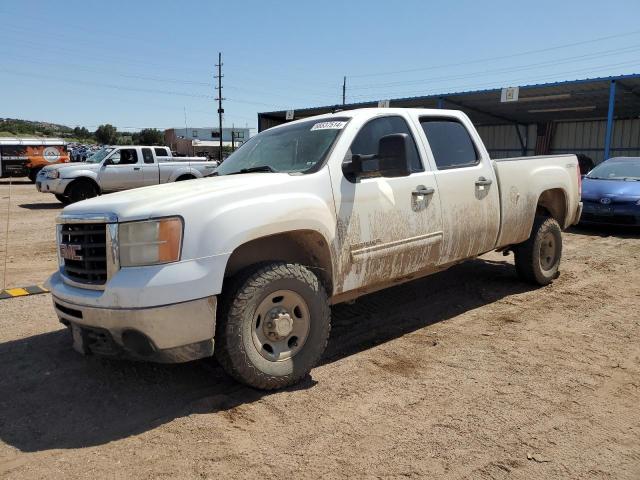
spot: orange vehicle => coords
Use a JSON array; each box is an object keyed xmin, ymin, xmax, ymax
[{"xmin": 0, "ymin": 138, "xmax": 70, "ymax": 182}]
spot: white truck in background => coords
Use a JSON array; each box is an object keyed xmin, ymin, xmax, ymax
[
  {"xmin": 36, "ymin": 145, "xmax": 218, "ymax": 204},
  {"xmin": 47, "ymin": 108, "xmax": 582, "ymax": 390}
]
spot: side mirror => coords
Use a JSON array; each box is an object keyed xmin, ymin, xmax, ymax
[
  {"xmin": 342, "ymin": 133, "xmax": 412, "ymax": 180},
  {"xmin": 377, "ymin": 133, "xmax": 411, "ymax": 178}
]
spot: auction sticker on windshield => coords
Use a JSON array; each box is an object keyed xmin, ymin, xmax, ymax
[{"xmin": 311, "ymin": 121, "xmax": 347, "ymax": 131}]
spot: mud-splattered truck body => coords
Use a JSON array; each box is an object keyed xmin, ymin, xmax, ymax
[{"xmin": 47, "ymin": 108, "xmax": 582, "ymax": 389}]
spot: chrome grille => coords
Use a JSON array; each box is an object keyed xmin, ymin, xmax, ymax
[{"xmin": 60, "ymin": 223, "xmax": 108, "ymax": 285}]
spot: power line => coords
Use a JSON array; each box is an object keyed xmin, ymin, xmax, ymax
[
  {"xmin": 0, "ymin": 68, "xmax": 288, "ymax": 109},
  {"xmin": 347, "ymin": 44, "xmax": 640, "ymax": 91},
  {"xmin": 349, "ymin": 28, "xmax": 640, "ymax": 78}
]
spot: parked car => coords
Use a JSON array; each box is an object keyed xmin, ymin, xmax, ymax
[
  {"xmin": 36, "ymin": 145, "xmax": 217, "ymax": 204},
  {"xmin": 580, "ymin": 156, "xmax": 640, "ymax": 226},
  {"xmin": 47, "ymin": 108, "xmax": 582, "ymax": 390}
]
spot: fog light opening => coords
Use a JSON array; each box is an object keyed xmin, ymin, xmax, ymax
[{"xmin": 121, "ymin": 330, "xmax": 156, "ymax": 357}]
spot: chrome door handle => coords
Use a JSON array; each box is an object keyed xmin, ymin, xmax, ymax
[
  {"xmin": 412, "ymin": 185, "xmax": 435, "ymax": 196},
  {"xmin": 475, "ymin": 176, "xmax": 492, "ymax": 186}
]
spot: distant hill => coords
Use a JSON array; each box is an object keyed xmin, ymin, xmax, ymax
[{"xmin": 0, "ymin": 118, "xmax": 93, "ymax": 141}]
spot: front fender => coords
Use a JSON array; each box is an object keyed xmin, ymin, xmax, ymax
[
  {"xmin": 177, "ymin": 169, "xmax": 338, "ymax": 294},
  {"xmin": 61, "ymin": 169, "xmax": 100, "ymax": 183}
]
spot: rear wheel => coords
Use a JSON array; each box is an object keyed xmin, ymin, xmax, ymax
[
  {"xmin": 55, "ymin": 194, "xmax": 70, "ymax": 205},
  {"xmin": 215, "ymin": 262, "xmax": 331, "ymax": 390},
  {"xmin": 514, "ymin": 215, "xmax": 562, "ymax": 285},
  {"xmin": 66, "ymin": 180, "xmax": 98, "ymax": 204}
]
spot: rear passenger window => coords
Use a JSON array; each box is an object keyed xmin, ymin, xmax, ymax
[
  {"xmin": 420, "ymin": 119, "xmax": 479, "ymax": 169},
  {"xmin": 348, "ymin": 116, "xmax": 423, "ymax": 173},
  {"xmin": 154, "ymin": 147, "xmax": 169, "ymax": 157},
  {"xmin": 142, "ymin": 148, "xmax": 154, "ymax": 164}
]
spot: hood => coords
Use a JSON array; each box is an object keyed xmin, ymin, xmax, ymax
[
  {"xmin": 61, "ymin": 173, "xmax": 296, "ymax": 221},
  {"xmin": 582, "ymin": 177, "xmax": 640, "ymax": 202},
  {"xmin": 42, "ymin": 162, "xmax": 101, "ymax": 174}
]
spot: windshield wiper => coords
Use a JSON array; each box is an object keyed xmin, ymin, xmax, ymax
[{"xmin": 229, "ymin": 165, "xmax": 275, "ymax": 175}]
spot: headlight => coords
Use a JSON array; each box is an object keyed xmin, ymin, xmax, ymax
[
  {"xmin": 45, "ymin": 169, "xmax": 59, "ymax": 179},
  {"xmin": 119, "ymin": 217, "xmax": 183, "ymax": 267}
]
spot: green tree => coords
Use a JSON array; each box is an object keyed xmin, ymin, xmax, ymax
[
  {"xmin": 117, "ymin": 135, "xmax": 133, "ymax": 145},
  {"xmin": 133, "ymin": 128, "xmax": 164, "ymax": 145},
  {"xmin": 94, "ymin": 124, "xmax": 118, "ymax": 145}
]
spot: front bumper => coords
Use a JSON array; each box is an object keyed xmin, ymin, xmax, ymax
[
  {"xmin": 580, "ymin": 202, "xmax": 640, "ymax": 226},
  {"xmin": 36, "ymin": 176, "xmax": 72, "ymax": 195},
  {"xmin": 53, "ymin": 295, "xmax": 217, "ymax": 363}
]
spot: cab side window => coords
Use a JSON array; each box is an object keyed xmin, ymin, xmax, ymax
[
  {"xmin": 420, "ymin": 119, "xmax": 479, "ymax": 169},
  {"xmin": 142, "ymin": 148, "xmax": 154, "ymax": 164},
  {"xmin": 348, "ymin": 116, "xmax": 423, "ymax": 173},
  {"xmin": 112, "ymin": 148, "xmax": 139, "ymax": 165}
]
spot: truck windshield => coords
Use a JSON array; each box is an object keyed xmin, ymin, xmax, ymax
[
  {"xmin": 85, "ymin": 147, "xmax": 114, "ymax": 164},
  {"xmin": 217, "ymin": 118, "xmax": 349, "ymax": 175},
  {"xmin": 587, "ymin": 158, "xmax": 640, "ymax": 180}
]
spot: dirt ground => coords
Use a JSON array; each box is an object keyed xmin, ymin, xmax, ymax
[{"xmin": 1, "ymin": 181, "xmax": 639, "ymax": 479}]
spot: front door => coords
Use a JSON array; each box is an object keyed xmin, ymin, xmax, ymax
[
  {"xmin": 330, "ymin": 115, "xmax": 443, "ymax": 295},
  {"xmin": 98, "ymin": 148, "xmax": 144, "ymax": 192},
  {"xmin": 417, "ymin": 116, "xmax": 500, "ymax": 265}
]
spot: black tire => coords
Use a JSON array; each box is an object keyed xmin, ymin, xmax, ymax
[
  {"xmin": 55, "ymin": 194, "xmax": 71, "ymax": 205},
  {"xmin": 514, "ymin": 215, "xmax": 562, "ymax": 285},
  {"xmin": 66, "ymin": 179, "xmax": 98, "ymax": 204},
  {"xmin": 27, "ymin": 168, "xmax": 41, "ymax": 183},
  {"xmin": 215, "ymin": 262, "xmax": 331, "ymax": 390}
]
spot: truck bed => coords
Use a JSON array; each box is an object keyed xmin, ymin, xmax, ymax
[{"xmin": 493, "ymin": 154, "xmax": 581, "ymax": 248}]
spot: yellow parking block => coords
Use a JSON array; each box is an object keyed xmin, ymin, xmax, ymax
[
  {"xmin": 0, "ymin": 285, "xmax": 49, "ymax": 300},
  {"xmin": 5, "ymin": 288, "xmax": 29, "ymax": 297}
]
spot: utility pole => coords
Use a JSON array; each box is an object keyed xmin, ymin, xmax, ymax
[
  {"xmin": 342, "ymin": 76, "xmax": 346, "ymax": 105},
  {"xmin": 215, "ymin": 52, "xmax": 224, "ymax": 162},
  {"xmin": 231, "ymin": 123, "xmax": 235, "ymax": 151},
  {"xmin": 183, "ymin": 106, "xmax": 191, "ymax": 155}
]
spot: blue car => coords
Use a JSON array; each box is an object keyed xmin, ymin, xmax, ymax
[{"xmin": 580, "ymin": 157, "xmax": 640, "ymax": 226}]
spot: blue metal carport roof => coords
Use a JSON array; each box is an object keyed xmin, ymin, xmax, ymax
[{"xmin": 258, "ymin": 73, "xmax": 640, "ymax": 129}]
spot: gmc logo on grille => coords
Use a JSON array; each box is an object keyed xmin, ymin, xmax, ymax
[{"xmin": 59, "ymin": 244, "xmax": 83, "ymax": 261}]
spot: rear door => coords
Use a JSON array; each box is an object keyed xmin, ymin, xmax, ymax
[
  {"xmin": 98, "ymin": 148, "xmax": 144, "ymax": 192},
  {"xmin": 331, "ymin": 114, "xmax": 444, "ymax": 294},
  {"xmin": 416, "ymin": 115, "xmax": 500, "ymax": 265}
]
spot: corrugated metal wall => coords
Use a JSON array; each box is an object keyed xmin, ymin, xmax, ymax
[
  {"xmin": 476, "ymin": 124, "xmax": 536, "ymax": 159},
  {"xmin": 478, "ymin": 118, "xmax": 640, "ymax": 162}
]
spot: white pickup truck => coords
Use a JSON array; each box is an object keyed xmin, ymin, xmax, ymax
[
  {"xmin": 36, "ymin": 145, "xmax": 217, "ymax": 204},
  {"xmin": 47, "ymin": 108, "xmax": 582, "ymax": 389}
]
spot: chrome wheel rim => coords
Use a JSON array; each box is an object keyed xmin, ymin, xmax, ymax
[
  {"xmin": 251, "ymin": 289, "xmax": 311, "ymax": 362},
  {"xmin": 539, "ymin": 232, "xmax": 558, "ymax": 271}
]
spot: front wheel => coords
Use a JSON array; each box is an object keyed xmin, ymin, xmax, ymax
[
  {"xmin": 514, "ymin": 215, "xmax": 562, "ymax": 285},
  {"xmin": 28, "ymin": 168, "xmax": 41, "ymax": 183},
  {"xmin": 55, "ymin": 194, "xmax": 71, "ymax": 205},
  {"xmin": 215, "ymin": 262, "xmax": 331, "ymax": 390},
  {"xmin": 66, "ymin": 180, "xmax": 98, "ymax": 204}
]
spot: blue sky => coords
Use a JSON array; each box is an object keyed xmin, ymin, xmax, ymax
[{"xmin": 1, "ymin": 0, "xmax": 639, "ymax": 133}]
